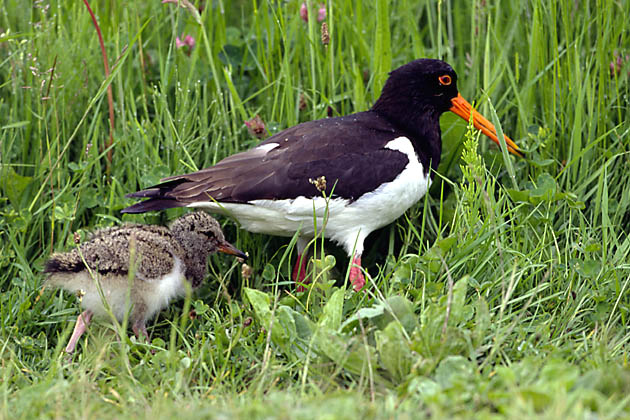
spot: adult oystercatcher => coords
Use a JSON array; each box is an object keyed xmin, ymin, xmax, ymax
[
  {"xmin": 45, "ymin": 212, "xmax": 245, "ymax": 354},
  {"xmin": 122, "ymin": 59, "xmax": 521, "ymax": 292}
]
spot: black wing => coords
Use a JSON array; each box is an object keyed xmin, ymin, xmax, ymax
[{"xmin": 123, "ymin": 111, "xmax": 415, "ymax": 213}]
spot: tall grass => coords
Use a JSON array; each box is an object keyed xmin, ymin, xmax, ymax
[{"xmin": 1, "ymin": 0, "xmax": 629, "ymax": 417}]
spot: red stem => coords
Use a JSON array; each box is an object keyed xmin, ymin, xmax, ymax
[{"xmin": 83, "ymin": 0, "xmax": 115, "ymax": 176}]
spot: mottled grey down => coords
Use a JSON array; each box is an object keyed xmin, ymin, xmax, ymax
[{"xmin": 44, "ymin": 212, "xmax": 235, "ymax": 329}]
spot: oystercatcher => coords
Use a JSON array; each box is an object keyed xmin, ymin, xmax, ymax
[
  {"xmin": 122, "ymin": 59, "xmax": 521, "ymax": 292},
  {"xmin": 45, "ymin": 212, "xmax": 245, "ymax": 354}
]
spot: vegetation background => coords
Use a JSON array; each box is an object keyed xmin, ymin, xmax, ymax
[{"xmin": 1, "ymin": 0, "xmax": 629, "ymax": 418}]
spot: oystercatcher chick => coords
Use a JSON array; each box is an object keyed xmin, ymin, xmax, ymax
[
  {"xmin": 44, "ymin": 212, "xmax": 246, "ymax": 354},
  {"xmin": 122, "ymin": 59, "xmax": 522, "ymax": 292}
]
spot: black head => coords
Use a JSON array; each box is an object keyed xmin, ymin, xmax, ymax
[
  {"xmin": 372, "ymin": 59, "xmax": 459, "ymax": 117},
  {"xmin": 370, "ymin": 58, "xmax": 522, "ymax": 159},
  {"xmin": 369, "ymin": 59, "xmax": 461, "ymax": 170}
]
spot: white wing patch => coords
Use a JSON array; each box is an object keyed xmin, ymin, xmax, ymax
[{"xmin": 256, "ymin": 143, "xmax": 279, "ymax": 153}]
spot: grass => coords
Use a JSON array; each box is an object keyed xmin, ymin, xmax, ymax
[{"xmin": 1, "ymin": 0, "xmax": 630, "ymax": 418}]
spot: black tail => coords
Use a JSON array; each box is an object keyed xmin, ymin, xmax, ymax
[
  {"xmin": 122, "ymin": 181, "xmax": 188, "ymax": 214},
  {"xmin": 121, "ymin": 198, "xmax": 186, "ymax": 214}
]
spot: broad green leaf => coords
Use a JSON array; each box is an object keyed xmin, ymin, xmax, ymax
[
  {"xmin": 573, "ymin": 259, "xmax": 601, "ymax": 278},
  {"xmin": 315, "ymin": 328, "xmax": 381, "ymax": 379},
  {"xmin": 245, "ymin": 289, "xmax": 309, "ymax": 352},
  {"xmin": 0, "ymin": 167, "xmax": 33, "ymax": 209},
  {"xmin": 448, "ymin": 277, "xmax": 469, "ymax": 325},
  {"xmin": 530, "ymin": 172, "xmax": 557, "ymax": 202},
  {"xmin": 275, "ymin": 306, "xmax": 297, "ymax": 347},
  {"xmin": 192, "ymin": 300, "xmax": 210, "ymax": 316},
  {"xmin": 341, "ymin": 295, "xmax": 416, "ymax": 334},
  {"xmin": 518, "ymin": 388, "xmax": 552, "ymax": 411},
  {"xmin": 292, "ymin": 311, "xmax": 314, "ymax": 341},
  {"xmin": 506, "ymin": 188, "xmax": 530, "ymax": 203},
  {"xmin": 392, "ymin": 261, "xmax": 412, "ymax": 284},
  {"xmin": 375, "ymin": 295, "xmax": 417, "ymax": 334},
  {"xmin": 538, "ymin": 359, "xmax": 580, "ymax": 389},
  {"xmin": 340, "ymin": 305, "xmax": 385, "ymax": 331},
  {"xmin": 408, "ymin": 377, "xmax": 441, "ymax": 399},
  {"xmin": 529, "ymin": 158, "xmax": 555, "ymax": 168},
  {"xmin": 314, "ymin": 329, "xmax": 346, "ymax": 362},
  {"xmin": 53, "ymin": 203, "xmax": 74, "ymax": 222},
  {"xmin": 244, "ymin": 287, "xmax": 272, "ymax": 329},
  {"xmin": 473, "ymin": 297, "xmax": 490, "ymax": 348},
  {"xmin": 261, "ymin": 264, "xmax": 276, "ymax": 282},
  {"xmin": 376, "ymin": 321, "xmax": 413, "ymax": 382},
  {"xmin": 437, "ymin": 237, "xmax": 457, "ymax": 253},
  {"xmin": 318, "ymin": 287, "xmax": 344, "ymax": 330},
  {"xmin": 435, "ymin": 355, "xmax": 474, "ymax": 388},
  {"xmin": 68, "ymin": 161, "xmax": 88, "ymax": 172}
]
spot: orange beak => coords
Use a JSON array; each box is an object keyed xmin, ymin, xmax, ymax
[
  {"xmin": 217, "ymin": 240, "xmax": 248, "ymax": 260},
  {"xmin": 450, "ymin": 93, "xmax": 523, "ymax": 157}
]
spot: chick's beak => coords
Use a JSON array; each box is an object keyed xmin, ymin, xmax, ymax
[
  {"xmin": 217, "ymin": 240, "xmax": 248, "ymax": 260},
  {"xmin": 450, "ymin": 93, "xmax": 523, "ymax": 157}
]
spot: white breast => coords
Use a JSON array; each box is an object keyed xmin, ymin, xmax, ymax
[
  {"xmin": 70, "ymin": 257, "xmax": 186, "ymax": 323},
  {"xmin": 143, "ymin": 257, "xmax": 187, "ymax": 320}
]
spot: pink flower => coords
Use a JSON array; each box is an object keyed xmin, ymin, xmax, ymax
[
  {"xmin": 610, "ymin": 52, "xmax": 629, "ymax": 77},
  {"xmin": 299, "ymin": 3, "xmax": 308, "ymax": 22},
  {"xmin": 183, "ymin": 35, "xmax": 195, "ymax": 48},
  {"xmin": 299, "ymin": 3, "xmax": 326, "ymax": 23},
  {"xmin": 317, "ymin": 4, "xmax": 326, "ymax": 22},
  {"xmin": 176, "ymin": 34, "xmax": 195, "ymax": 54},
  {"xmin": 244, "ymin": 115, "xmax": 267, "ymax": 139}
]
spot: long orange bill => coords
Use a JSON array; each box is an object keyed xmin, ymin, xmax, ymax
[
  {"xmin": 450, "ymin": 93, "xmax": 523, "ymax": 157},
  {"xmin": 217, "ymin": 241, "xmax": 248, "ymax": 260}
]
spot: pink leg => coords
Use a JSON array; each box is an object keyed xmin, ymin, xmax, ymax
[
  {"xmin": 293, "ymin": 253, "xmax": 310, "ymax": 292},
  {"xmin": 132, "ymin": 320, "xmax": 150, "ymax": 343},
  {"xmin": 349, "ymin": 255, "xmax": 365, "ymax": 291},
  {"xmin": 133, "ymin": 320, "xmax": 156, "ymax": 353},
  {"xmin": 65, "ymin": 310, "xmax": 93, "ymax": 354}
]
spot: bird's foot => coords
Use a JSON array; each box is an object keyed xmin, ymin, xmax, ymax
[
  {"xmin": 65, "ymin": 310, "xmax": 93, "ymax": 355},
  {"xmin": 132, "ymin": 322, "xmax": 150, "ymax": 343},
  {"xmin": 349, "ymin": 256, "xmax": 365, "ymax": 292},
  {"xmin": 293, "ymin": 253, "xmax": 310, "ymax": 292},
  {"xmin": 132, "ymin": 322, "xmax": 156, "ymax": 354}
]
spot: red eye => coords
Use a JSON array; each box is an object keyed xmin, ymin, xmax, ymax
[{"xmin": 438, "ymin": 75, "xmax": 452, "ymax": 86}]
